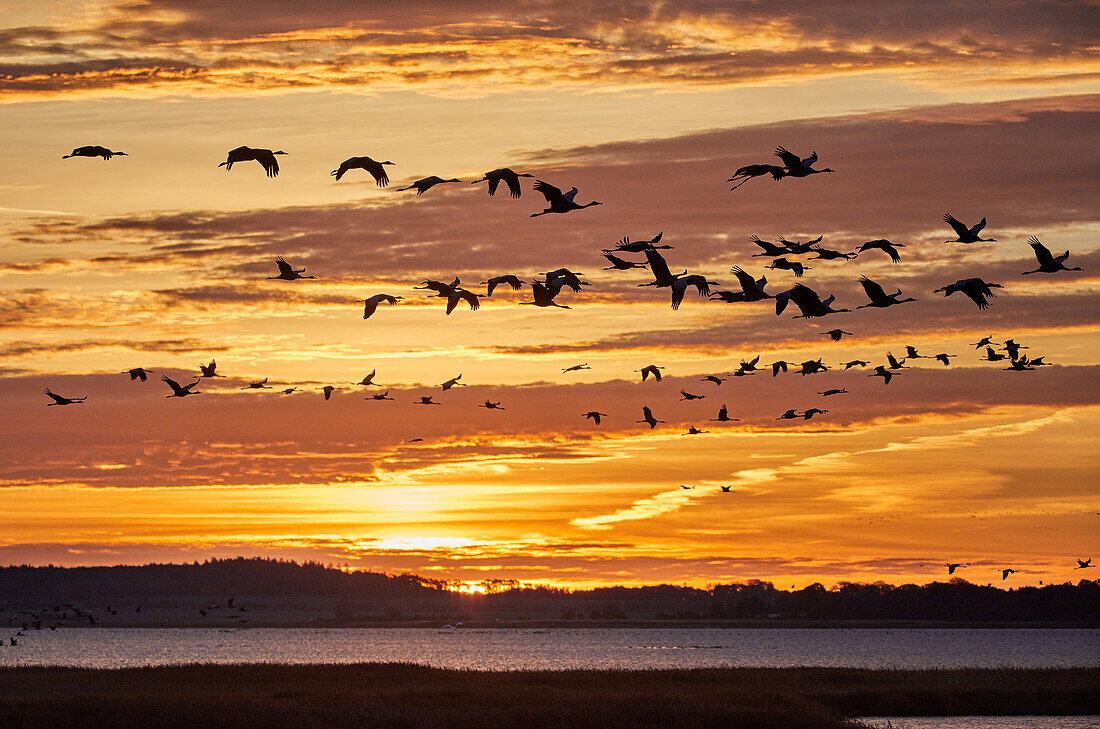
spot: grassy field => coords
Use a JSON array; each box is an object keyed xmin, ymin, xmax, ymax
[{"xmin": 0, "ymin": 665, "xmax": 1096, "ymax": 729}]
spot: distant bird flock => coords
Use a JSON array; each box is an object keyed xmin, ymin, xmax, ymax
[{"xmin": 46, "ymin": 143, "xmax": 1089, "ymax": 581}]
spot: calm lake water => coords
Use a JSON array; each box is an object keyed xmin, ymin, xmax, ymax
[
  {"xmin": 0, "ymin": 627, "xmax": 1096, "ymax": 670},
  {"xmin": 861, "ymin": 719, "xmax": 1100, "ymax": 729}
]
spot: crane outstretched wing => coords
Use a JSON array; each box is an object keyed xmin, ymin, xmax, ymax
[
  {"xmin": 533, "ymin": 180, "xmax": 563, "ymax": 203},
  {"xmin": 943, "ymin": 213, "xmax": 970, "ymax": 238}
]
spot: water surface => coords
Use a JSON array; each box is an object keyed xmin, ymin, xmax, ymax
[
  {"xmin": 861, "ymin": 719, "xmax": 1100, "ymax": 729},
  {"xmin": 1, "ymin": 627, "xmax": 1096, "ymax": 670}
]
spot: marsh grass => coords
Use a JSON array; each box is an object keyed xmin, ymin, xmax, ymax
[{"xmin": 0, "ymin": 664, "xmax": 1095, "ymax": 729}]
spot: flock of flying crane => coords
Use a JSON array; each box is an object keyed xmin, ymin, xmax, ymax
[{"xmin": 41, "ymin": 143, "xmax": 1090, "ymax": 581}]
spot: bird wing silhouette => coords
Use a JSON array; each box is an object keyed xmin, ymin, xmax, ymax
[
  {"xmin": 730, "ymin": 266, "xmax": 757, "ymax": 293},
  {"xmin": 533, "ymin": 180, "xmax": 564, "ymax": 203},
  {"xmin": 255, "ymin": 150, "xmax": 279, "ymax": 178},
  {"xmin": 503, "ymin": 171, "xmax": 523, "ymax": 199},
  {"xmin": 643, "ymin": 247, "xmax": 674, "ymax": 285},
  {"xmin": 274, "ymin": 257, "xmax": 294, "ymax": 276},
  {"xmin": 858, "ymin": 276, "xmax": 887, "ymax": 303},
  {"xmin": 366, "ymin": 159, "xmax": 390, "ymax": 186},
  {"xmin": 1028, "ymin": 236, "xmax": 1055, "ymax": 267},
  {"xmin": 788, "ymin": 284, "xmax": 823, "ymax": 317},
  {"xmin": 459, "ymin": 289, "xmax": 480, "ymax": 311},
  {"xmin": 774, "ymin": 146, "xmax": 802, "ymax": 170},
  {"xmin": 43, "ymin": 388, "xmax": 68, "ymax": 404},
  {"xmin": 965, "ymin": 285, "xmax": 992, "ymax": 310},
  {"xmin": 943, "ymin": 213, "xmax": 970, "ymax": 238}
]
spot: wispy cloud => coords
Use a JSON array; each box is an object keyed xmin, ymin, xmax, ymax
[{"xmin": 1, "ymin": 1, "xmax": 1097, "ymax": 98}]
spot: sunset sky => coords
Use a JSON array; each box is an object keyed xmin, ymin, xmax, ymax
[{"xmin": 1, "ymin": 0, "xmax": 1097, "ymax": 590}]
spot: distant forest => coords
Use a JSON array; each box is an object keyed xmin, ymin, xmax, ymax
[{"xmin": 2, "ymin": 558, "xmax": 1097, "ymax": 624}]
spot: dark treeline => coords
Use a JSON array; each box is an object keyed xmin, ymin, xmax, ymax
[{"xmin": 1, "ymin": 558, "xmax": 1097, "ymax": 623}]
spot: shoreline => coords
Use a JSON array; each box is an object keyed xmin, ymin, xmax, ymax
[
  {"xmin": 9, "ymin": 618, "xmax": 1100, "ymax": 629},
  {"xmin": 1, "ymin": 665, "xmax": 1096, "ymax": 729},
  {"xmin": 12, "ymin": 620, "xmax": 1095, "ymax": 628}
]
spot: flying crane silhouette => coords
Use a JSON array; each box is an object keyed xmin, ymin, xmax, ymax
[
  {"xmin": 637, "ymin": 406, "xmax": 664, "ymax": 429},
  {"xmin": 267, "ymin": 257, "xmax": 315, "ymax": 281},
  {"xmin": 331, "ymin": 156, "xmax": 394, "ymax": 186},
  {"xmin": 521, "ymin": 281, "xmax": 571, "ymax": 309},
  {"xmin": 809, "ymin": 245, "xmax": 856, "ymax": 261},
  {"xmin": 583, "ymin": 411, "xmax": 608, "ymax": 425},
  {"xmin": 799, "ymin": 358, "xmax": 828, "ymax": 375},
  {"xmin": 727, "ymin": 163, "xmax": 786, "ymax": 190},
  {"xmin": 869, "ymin": 366, "xmax": 895, "ymax": 384},
  {"xmin": 775, "ymin": 235, "xmax": 823, "ymax": 255},
  {"xmin": 219, "ymin": 146, "xmax": 286, "ymax": 177},
  {"xmin": 1022, "ymin": 236, "xmax": 1083, "ymax": 274},
  {"xmin": 855, "ymin": 239, "xmax": 905, "ymax": 263},
  {"xmin": 396, "ymin": 176, "xmax": 461, "ymax": 195},
  {"xmin": 604, "ymin": 232, "xmax": 668, "ymax": 254},
  {"xmin": 886, "ymin": 353, "xmax": 907, "ymax": 369},
  {"xmin": 199, "ymin": 360, "xmax": 224, "ymax": 378},
  {"xmin": 471, "ymin": 168, "xmax": 533, "ymax": 198},
  {"xmin": 483, "ymin": 275, "xmax": 524, "ymax": 296},
  {"xmin": 750, "ymin": 235, "xmax": 792, "ymax": 257},
  {"xmin": 774, "ymin": 146, "xmax": 834, "ymax": 178},
  {"xmin": 721, "ymin": 266, "xmax": 771, "ymax": 301},
  {"xmin": 637, "ymin": 365, "xmax": 664, "ymax": 382},
  {"xmin": 765, "ymin": 258, "xmax": 810, "ymax": 278},
  {"xmin": 943, "ymin": 213, "xmax": 995, "ymax": 243},
  {"xmin": 439, "ymin": 375, "xmax": 465, "ymax": 391},
  {"xmin": 124, "ymin": 367, "xmax": 153, "ymax": 382},
  {"xmin": 857, "ymin": 276, "xmax": 917, "ymax": 309},
  {"xmin": 602, "ymin": 252, "xmax": 648, "ymax": 270},
  {"xmin": 1003, "ymin": 340, "xmax": 1029, "ymax": 360},
  {"xmin": 362, "ymin": 294, "xmax": 402, "ymax": 319},
  {"xmin": 710, "ymin": 404, "xmax": 738, "ymax": 422},
  {"xmin": 934, "ymin": 278, "xmax": 1003, "ymax": 310},
  {"xmin": 44, "ymin": 388, "xmax": 86, "ymax": 406},
  {"xmin": 63, "ymin": 146, "xmax": 127, "ymax": 161},
  {"xmin": 416, "ymin": 278, "xmax": 480, "ymax": 314},
  {"xmin": 162, "ymin": 376, "xmax": 201, "ymax": 398},
  {"xmin": 530, "ymin": 180, "xmax": 602, "ymax": 217},
  {"xmin": 354, "ymin": 370, "xmax": 380, "ymax": 387},
  {"xmin": 784, "ymin": 284, "xmax": 849, "ymax": 319}
]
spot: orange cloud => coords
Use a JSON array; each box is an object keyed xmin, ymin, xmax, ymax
[{"xmin": 1, "ymin": 1, "xmax": 1096, "ymax": 98}]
